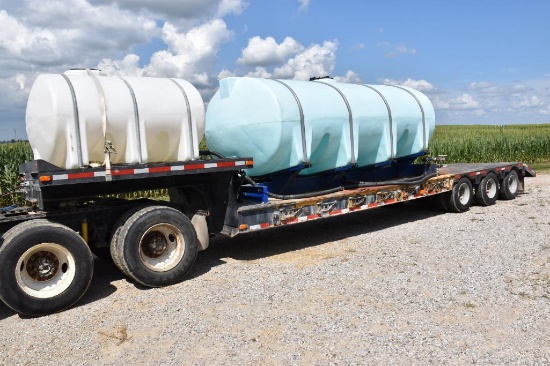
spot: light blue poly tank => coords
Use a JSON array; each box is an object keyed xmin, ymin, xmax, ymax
[{"xmin": 205, "ymin": 77, "xmax": 435, "ymax": 177}]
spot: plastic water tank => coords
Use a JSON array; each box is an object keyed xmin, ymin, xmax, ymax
[
  {"xmin": 26, "ymin": 69, "xmax": 205, "ymax": 169},
  {"xmin": 205, "ymin": 77, "xmax": 435, "ymax": 177}
]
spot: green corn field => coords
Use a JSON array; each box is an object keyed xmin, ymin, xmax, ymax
[
  {"xmin": 428, "ymin": 124, "xmax": 550, "ymax": 167},
  {"xmin": 0, "ymin": 123, "xmax": 549, "ymax": 208},
  {"xmin": 0, "ymin": 141, "xmax": 33, "ymax": 207}
]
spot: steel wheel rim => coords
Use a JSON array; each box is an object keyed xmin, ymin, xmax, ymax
[
  {"xmin": 486, "ymin": 178, "xmax": 498, "ymax": 198},
  {"xmin": 458, "ymin": 182, "xmax": 471, "ymax": 205},
  {"xmin": 16, "ymin": 243, "xmax": 76, "ymax": 298},
  {"xmin": 139, "ymin": 223, "xmax": 185, "ymax": 272},
  {"xmin": 508, "ymin": 174, "xmax": 518, "ymax": 194}
]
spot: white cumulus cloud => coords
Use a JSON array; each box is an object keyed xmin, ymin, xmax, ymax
[
  {"xmin": 97, "ymin": 54, "xmax": 144, "ymax": 77},
  {"xmin": 237, "ymin": 36, "xmax": 304, "ymax": 66},
  {"xmin": 433, "ymin": 94, "xmax": 481, "ymax": 110},
  {"xmin": 334, "ymin": 71, "xmax": 362, "ymax": 84},
  {"xmin": 382, "ymin": 78, "xmax": 436, "ymax": 93},
  {"xmin": 89, "ymin": 0, "xmax": 221, "ymax": 19},
  {"xmin": 99, "ymin": 19, "xmax": 233, "ymax": 88},
  {"xmin": 515, "ymin": 96, "xmax": 546, "ymax": 109},
  {"xmin": 216, "ymin": 0, "xmax": 248, "ymax": 17},
  {"xmin": 231, "ymin": 37, "xmax": 341, "ymax": 81},
  {"xmin": 273, "ymin": 40, "xmax": 338, "ymax": 80}
]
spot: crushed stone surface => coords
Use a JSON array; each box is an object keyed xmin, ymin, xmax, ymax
[{"xmin": 1, "ymin": 173, "xmax": 549, "ymax": 365}]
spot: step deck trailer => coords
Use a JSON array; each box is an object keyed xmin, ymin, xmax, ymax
[{"xmin": 0, "ymin": 158, "xmax": 536, "ymax": 316}]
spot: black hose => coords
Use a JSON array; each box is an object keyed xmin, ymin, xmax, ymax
[
  {"xmin": 242, "ymin": 172, "xmax": 437, "ymax": 200},
  {"xmin": 267, "ymin": 186, "xmax": 344, "ymax": 200},
  {"xmin": 344, "ymin": 172, "xmax": 438, "ymax": 188},
  {"xmin": 199, "ymin": 150, "xmax": 227, "ymax": 159},
  {"xmin": 243, "ymin": 175, "xmax": 342, "ymax": 199}
]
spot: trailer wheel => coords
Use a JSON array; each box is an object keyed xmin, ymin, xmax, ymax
[
  {"xmin": 110, "ymin": 205, "xmax": 151, "ymax": 278},
  {"xmin": 499, "ymin": 170, "xmax": 519, "ymax": 200},
  {"xmin": 475, "ymin": 172, "xmax": 499, "ymax": 206},
  {"xmin": 112, "ymin": 206, "xmax": 198, "ymax": 287},
  {"xmin": 0, "ymin": 220, "xmax": 93, "ymax": 316},
  {"xmin": 447, "ymin": 177, "xmax": 473, "ymax": 213}
]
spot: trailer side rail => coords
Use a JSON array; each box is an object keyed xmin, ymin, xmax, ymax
[
  {"xmin": 21, "ymin": 158, "xmax": 253, "ymax": 186},
  {"xmin": 230, "ymin": 162, "xmax": 534, "ymax": 236}
]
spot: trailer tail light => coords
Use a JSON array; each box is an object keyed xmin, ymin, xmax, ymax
[
  {"xmin": 39, "ymin": 175, "xmax": 52, "ymax": 182},
  {"xmin": 245, "ymin": 160, "xmax": 254, "ymax": 167},
  {"xmin": 239, "ymin": 224, "xmax": 248, "ymax": 231}
]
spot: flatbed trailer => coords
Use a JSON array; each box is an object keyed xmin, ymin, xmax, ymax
[{"xmin": 0, "ymin": 157, "xmax": 535, "ymax": 316}]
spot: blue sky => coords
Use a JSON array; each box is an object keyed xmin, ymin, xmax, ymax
[{"xmin": 1, "ymin": 0, "xmax": 549, "ymax": 141}]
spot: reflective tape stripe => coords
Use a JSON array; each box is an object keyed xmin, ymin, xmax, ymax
[{"xmin": 48, "ymin": 160, "xmax": 249, "ymax": 181}]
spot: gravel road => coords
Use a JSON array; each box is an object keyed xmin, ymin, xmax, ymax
[{"xmin": 1, "ymin": 173, "xmax": 549, "ymax": 365}]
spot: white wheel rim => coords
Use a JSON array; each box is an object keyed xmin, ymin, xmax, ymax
[
  {"xmin": 16, "ymin": 243, "xmax": 76, "ymax": 298},
  {"xmin": 508, "ymin": 174, "xmax": 518, "ymax": 194},
  {"xmin": 458, "ymin": 183, "xmax": 471, "ymax": 205},
  {"xmin": 139, "ymin": 223, "xmax": 185, "ymax": 272},
  {"xmin": 486, "ymin": 177, "xmax": 498, "ymax": 199}
]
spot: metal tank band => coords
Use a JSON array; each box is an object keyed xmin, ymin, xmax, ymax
[
  {"xmin": 314, "ymin": 80, "xmax": 357, "ymax": 165},
  {"xmin": 390, "ymin": 85, "xmax": 427, "ymax": 151},
  {"xmin": 362, "ymin": 85, "xmax": 396, "ymax": 159},
  {"xmin": 60, "ymin": 74, "xmax": 83, "ymax": 167},
  {"xmin": 118, "ymin": 76, "xmax": 143, "ymax": 163},
  {"xmin": 269, "ymin": 79, "xmax": 309, "ymax": 165},
  {"xmin": 170, "ymin": 79, "xmax": 196, "ymax": 159},
  {"xmin": 85, "ymin": 69, "xmax": 112, "ymax": 180}
]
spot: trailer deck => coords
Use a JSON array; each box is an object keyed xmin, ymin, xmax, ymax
[{"xmin": 232, "ymin": 162, "xmax": 535, "ymax": 236}]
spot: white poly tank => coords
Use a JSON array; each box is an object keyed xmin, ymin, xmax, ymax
[
  {"xmin": 205, "ymin": 77, "xmax": 435, "ymax": 177},
  {"xmin": 26, "ymin": 69, "xmax": 205, "ymax": 169}
]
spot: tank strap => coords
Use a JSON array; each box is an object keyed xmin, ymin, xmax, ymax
[
  {"xmin": 86, "ymin": 69, "xmax": 113, "ymax": 181},
  {"xmin": 270, "ymin": 79, "xmax": 309, "ymax": 165},
  {"xmin": 362, "ymin": 85, "xmax": 396, "ymax": 159},
  {"xmin": 314, "ymin": 80, "xmax": 356, "ymax": 165},
  {"xmin": 60, "ymin": 74, "xmax": 83, "ymax": 167},
  {"xmin": 118, "ymin": 76, "xmax": 143, "ymax": 163},
  {"xmin": 390, "ymin": 85, "xmax": 427, "ymax": 152},
  {"xmin": 170, "ymin": 79, "xmax": 196, "ymax": 159}
]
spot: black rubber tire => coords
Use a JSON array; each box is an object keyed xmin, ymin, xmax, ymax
[
  {"xmin": 0, "ymin": 220, "xmax": 93, "ymax": 317},
  {"xmin": 499, "ymin": 170, "xmax": 519, "ymax": 200},
  {"xmin": 434, "ymin": 191, "xmax": 451, "ymax": 212},
  {"xmin": 447, "ymin": 177, "xmax": 473, "ymax": 213},
  {"xmin": 475, "ymin": 172, "xmax": 499, "ymax": 206},
  {"xmin": 110, "ymin": 205, "xmax": 150, "ymax": 278},
  {"xmin": 111, "ymin": 206, "xmax": 198, "ymax": 287}
]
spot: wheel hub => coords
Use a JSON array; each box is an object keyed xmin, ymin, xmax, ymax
[
  {"xmin": 142, "ymin": 232, "xmax": 168, "ymax": 258},
  {"xmin": 459, "ymin": 184, "xmax": 470, "ymax": 204},
  {"xmin": 25, "ymin": 251, "xmax": 60, "ymax": 281}
]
